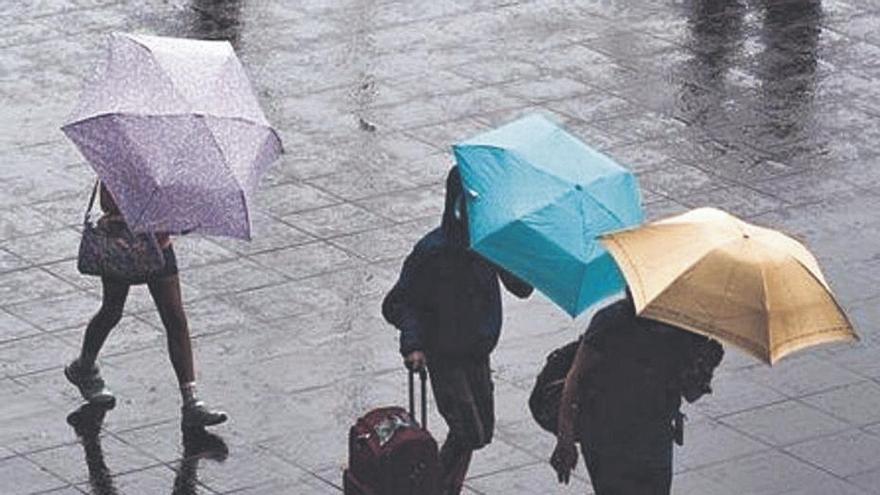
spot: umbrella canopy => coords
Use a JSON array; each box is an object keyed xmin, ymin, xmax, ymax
[
  {"xmin": 454, "ymin": 114, "xmax": 644, "ymax": 317},
  {"xmin": 600, "ymin": 207, "xmax": 857, "ymax": 364},
  {"xmin": 61, "ymin": 32, "xmax": 282, "ymax": 240}
]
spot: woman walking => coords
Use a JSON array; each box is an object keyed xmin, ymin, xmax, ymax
[{"xmin": 65, "ymin": 183, "xmax": 227, "ymax": 428}]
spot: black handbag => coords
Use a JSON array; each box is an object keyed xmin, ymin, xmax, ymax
[
  {"xmin": 77, "ymin": 181, "xmax": 166, "ymax": 281},
  {"xmin": 528, "ymin": 339, "xmax": 581, "ymax": 436}
]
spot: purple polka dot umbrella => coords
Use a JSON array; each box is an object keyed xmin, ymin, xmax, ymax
[{"xmin": 62, "ymin": 32, "xmax": 283, "ymax": 240}]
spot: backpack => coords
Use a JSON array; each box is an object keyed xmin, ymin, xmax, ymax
[{"xmin": 528, "ymin": 339, "xmax": 580, "ymax": 436}]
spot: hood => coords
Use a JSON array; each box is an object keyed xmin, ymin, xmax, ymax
[{"xmin": 442, "ymin": 166, "xmax": 469, "ymax": 247}]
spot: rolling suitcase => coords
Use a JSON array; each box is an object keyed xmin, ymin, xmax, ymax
[{"xmin": 343, "ymin": 369, "xmax": 440, "ymax": 495}]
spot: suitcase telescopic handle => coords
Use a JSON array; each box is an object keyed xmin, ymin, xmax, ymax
[{"xmin": 408, "ymin": 368, "xmax": 428, "ymax": 429}]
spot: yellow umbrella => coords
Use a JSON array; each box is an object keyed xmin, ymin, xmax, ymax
[{"xmin": 600, "ymin": 207, "xmax": 857, "ymax": 365}]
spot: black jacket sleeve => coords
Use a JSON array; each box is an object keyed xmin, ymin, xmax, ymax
[
  {"xmin": 382, "ymin": 249, "xmax": 428, "ymax": 357},
  {"xmin": 498, "ymin": 268, "xmax": 534, "ymax": 299}
]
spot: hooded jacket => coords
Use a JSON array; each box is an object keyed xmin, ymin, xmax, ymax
[{"xmin": 382, "ymin": 167, "xmax": 533, "ymax": 358}]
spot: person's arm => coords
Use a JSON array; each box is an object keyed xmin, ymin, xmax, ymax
[
  {"xmin": 498, "ymin": 268, "xmax": 534, "ymax": 299},
  {"xmin": 382, "ymin": 250, "xmax": 429, "ymax": 370},
  {"xmin": 156, "ymin": 233, "xmax": 171, "ymax": 249},
  {"xmin": 550, "ymin": 337, "xmax": 601, "ymax": 484}
]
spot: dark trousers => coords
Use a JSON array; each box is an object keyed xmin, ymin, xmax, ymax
[
  {"xmin": 580, "ymin": 442, "xmax": 673, "ymax": 495},
  {"xmin": 427, "ymin": 355, "xmax": 494, "ymax": 495}
]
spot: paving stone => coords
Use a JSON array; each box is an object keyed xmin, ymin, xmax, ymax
[
  {"xmin": 165, "ymin": 236, "xmax": 240, "ymax": 271},
  {"xmin": 786, "ymin": 429, "xmax": 880, "ymax": 478},
  {"xmin": 0, "ymin": 267, "xmax": 78, "ymax": 305},
  {"xmin": 801, "ymin": 381, "xmax": 880, "ymax": 426},
  {"xmin": 79, "ymin": 464, "xmax": 179, "ymax": 495},
  {"xmin": 753, "ymin": 170, "xmax": 863, "ymax": 206},
  {"xmin": 848, "ymin": 467, "xmax": 880, "ymax": 495},
  {"xmin": 283, "ymin": 202, "xmax": 393, "ymax": 239},
  {"xmin": 740, "ymin": 354, "xmax": 866, "ymax": 398},
  {"xmin": 0, "ymin": 332, "xmax": 78, "ymax": 378},
  {"xmin": 693, "ymin": 371, "xmax": 788, "ymax": 418},
  {"xmin": 466, "ymin": 461, "xmax": 592, "ymax": 494},
  {"xmin": 113, "ymin": 421, "xmax": 184, "ymax": 464},
  {"xmin": 303, "ymin": 168, "xmax": 419, "ymax": 203},
  {"xmin": 184, "ymin": 258, "xmax": 289, "ymax": 295},
  {"xmin": 26, "ymin": 434, "xmax": 159, "ymax": 485},
  {"xmin": 639, "ymin": 161, "xmax": 732, "ymax": 199},
  {"xmin": 675, "ymin": 419, "xmax": 770, "ymax": 471},
  {"xmin": 249, "ymin": 241, "xmax": 362, "ymax": 280},
  {"xmin": 224, "ymin": 211, "xmax": 316, "ymax": 256},
  {"xmin": 0, "ymin": 248, "xmax": 28, "ymax": 274},
  {"xmin": 0, "ymin": 307, "xmax": 42, "ymax": 343},
  {"xmin": 779, "ymin": 477, "xmax": 870, "ymax": 495},
  {"xmin": 5, "ymin": 290, "xmax": 100, "ymax": 332},
  {"xmin": 219, "ymin": 279, "xmax": 345, "ymax": 323},
  {"xmin": 355, "ymin": 184, "xmax": 446, "ymax": 224},
  {"xmin": 0, "ymin": 456, "xmax": 68, "ymax": 495},
  {"xmin": 671, "ymin": 470, "xmax": 731, "ymax": 495},
  {"xmin": 0, "ymin": 227, "xmax": 81, "ymax": 265},
  {"xmin": 694, "ymin": 450, "xmax": 840, "ymax": 495},
  {"xmin": 680, "ymin": 184, "xmax": 788, "ymax": 218},
  {"xmin": 256, "ymin": 181, "xmax": 341, "ymax": 217},
  {"xmin": 196, "ymin": 442, "xmax": 305, "ymax": 494},
  {"xmin": 0, "ymin": 204, "xmax": 62, "ymax": 241},
  {"xmin": 38, "ymin": 257, "xmax": 102, "ymax": 292},
  {"xmin": 721, "ymin": 399, "xmax": 849, "ymax": 447},
  {"xmin": 329, "ymin": 224, "xmax": 423, "ymax": 263}
]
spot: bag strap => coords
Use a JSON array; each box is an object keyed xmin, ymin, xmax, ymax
[{"xmin": 84, "ymin": 180, "xmax": 99, "ymax": 224}]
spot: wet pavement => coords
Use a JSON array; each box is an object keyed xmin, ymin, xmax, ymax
[{"xmin": 2, "ymin": 0, "xmax": 880, "ymax": 493}]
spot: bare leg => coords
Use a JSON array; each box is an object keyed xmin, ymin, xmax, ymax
[
  {"xmin": 67, "ymin": 278, "xmax": 127, "ymax": 404},
  {"xmin": 147, "ymin": 275, "xmax": 195, "ymax": 385},
  {"xmin": 148, "ymin": 274, "xmax": 227, "ymax": 427},
  {"xmin": 79, "ymin": 278, "xmax": 130, "ymax": 367}
]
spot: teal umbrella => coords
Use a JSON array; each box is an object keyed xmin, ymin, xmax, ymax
[{"xmin": 453, "ymin": 114, "xmax": 643, "ymax": 317}]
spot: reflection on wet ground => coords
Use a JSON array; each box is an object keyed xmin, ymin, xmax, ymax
[
  {"xmin": 67, "ymin": 403, "xmax": 228, "ymax": 495},
  {"xmin": 2, "ymin": 0, "xmax": 880, "ymax": 493}
]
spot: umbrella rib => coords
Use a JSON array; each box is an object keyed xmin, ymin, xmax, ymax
[
  {"xmin": 581, "ymin": 190, "xmax": 625, "ymax": 231},
  {"xmin": 131, "ymin": 185, "xmax": 159, "ymax": 231},
  {"xmin": 757, "ymin": 257, "xmax": 771, "ymax": 351},
  {"xmin": 67, "ymin": 111, "xmax": 272, "ymax": 131},
  {"xmin": 787, "ymin": 255, "xmax": 857, "ymax": 337},
  {"xmin": 239, "ymin": 188, "xmax": 251, "ymax": 241},
  {"xmin": 628, "ymin": 228, "xmax": 718, "ymax": 309}
]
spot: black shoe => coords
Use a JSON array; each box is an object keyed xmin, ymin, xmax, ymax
[
  {"xmin": 65, "ymin": 359, "xmax": 116, "ymax": 407},
  {"xmin": 181, "ymin": 401, "xmax": 228, "ymax": 428}
]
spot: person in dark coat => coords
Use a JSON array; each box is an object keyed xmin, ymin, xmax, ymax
[
  {"xmin": 550, "ymin": 294, "xmax": 724, "ymax": 495},
  {"xmin": 383, "ymin": 166, "xmax": 533, "ymax": 495}
]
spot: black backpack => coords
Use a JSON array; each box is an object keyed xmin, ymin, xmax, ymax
[
  {"xmin": 528, "ymin": 339, "xmax": 580, "ymax": 436},
  {"xmin": 528, "ymin": 330, "xmax": 723, "ymax": 438}
]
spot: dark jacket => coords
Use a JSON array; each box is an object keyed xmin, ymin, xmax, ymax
[
  {"xmin": 382, "ymin": 167, "xmax": 533, "ymax": 358},
  {"xmin": 577, "ymin": 299, "xmax": 722, "ymax": 456}
]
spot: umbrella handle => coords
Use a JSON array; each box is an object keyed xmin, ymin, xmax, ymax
[{"xmin": 83, "ymin": 180, "xmax": 99, "ymax": 224}]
